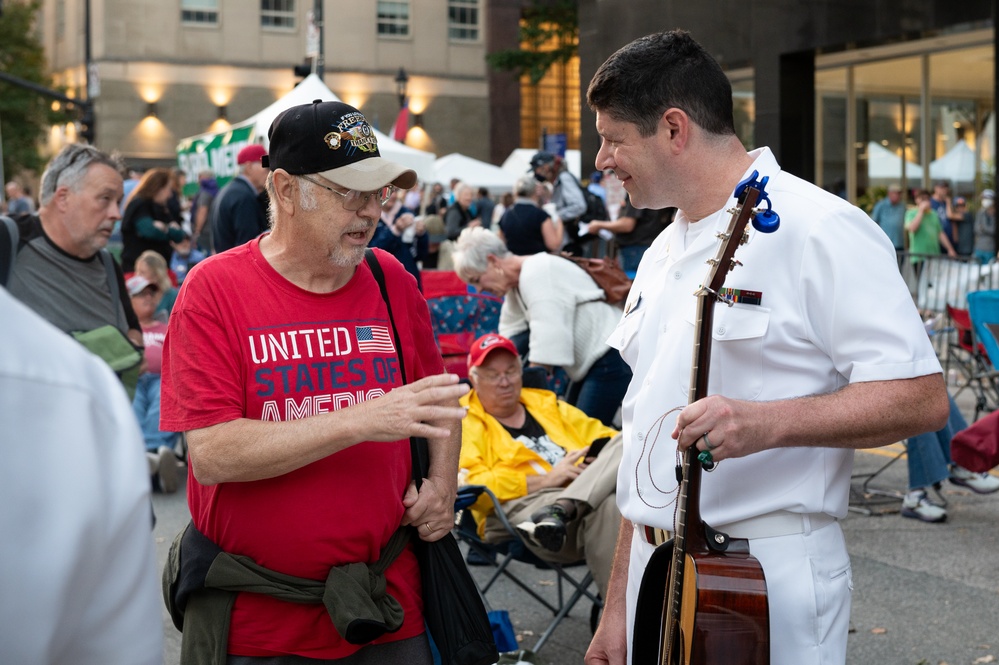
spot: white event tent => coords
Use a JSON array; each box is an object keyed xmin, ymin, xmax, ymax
[
  {"xmin": 432, "ymin": 153, "xmax": 516, "ymax": 194},
  {"xmin": 929, "ymin": 141, "xmax": 983, "ymax": 187},
  {"xmin": 866, "ymin": 140, "xmax": 987, "ymax": 190},
  {"xmin": 176, "ymin": 74, "xmax": 436, "ymax": 194},
  {"xmin": 866, "ymin": 141, "xmax": 923, "ymax": 183}
]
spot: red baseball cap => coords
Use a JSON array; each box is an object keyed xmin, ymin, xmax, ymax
[
  {"xmin": 467, "ymin": 334, "xmax": 518, "ymax": 369},
  {"xmin": 237, "ymin": 143, "xmax": 268, "ymax": 166}
]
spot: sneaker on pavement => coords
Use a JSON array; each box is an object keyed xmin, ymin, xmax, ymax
[
  {"xmin": 901, "ymin": 489, "xmax": 947, "ymax": 523},
  {"xmin": 157, "ymin": 445, "xmax": 180, "ymax": 494},
  {"xmin": 516, "ymin": 503, "xmax": 569, "ymax": 552},
  {"xmin": 949, "ymin": 465, "xmax": 999, "ymax": 494},
  {"xmin": 928, "ymin": 481, "xmax": 948, "ymax": 508}
]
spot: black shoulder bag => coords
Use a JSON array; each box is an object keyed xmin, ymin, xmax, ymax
[{"xmin": 364, "ymin": 249, "xmax": 498, "ymax": 665}]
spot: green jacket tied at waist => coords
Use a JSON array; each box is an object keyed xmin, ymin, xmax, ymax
[{"xmin": 163, "ymin": 520, "xmax": 411, "ymax": 665}]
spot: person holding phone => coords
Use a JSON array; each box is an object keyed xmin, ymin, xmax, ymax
[{"xmin": 459, "ymin": 333, "xmax": 622, "ymax": 599}]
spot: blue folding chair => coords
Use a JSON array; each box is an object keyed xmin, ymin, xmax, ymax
[{"xmin": 965, "ymin": 290, "xmax": 999, "ymax": 420}]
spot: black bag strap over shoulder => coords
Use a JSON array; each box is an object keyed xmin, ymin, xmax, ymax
[
  {"xmin": 364, "ymin": 248, "xmax": 406, "ymax": 384},
  {"xmin": 364, "ymin": 248, "xmax": 499, "ymax": 665},
  {"xmin": 364, "ymin": 249, "xmax": 430, "ymax": 482}
]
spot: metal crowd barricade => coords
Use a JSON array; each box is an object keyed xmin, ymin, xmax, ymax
[
  {"xmin": 896, "ymin": 252, "xmax": 999, "ymax": 315},
  {"xmin": 895, "ymin": 252, "xmax": 999, "ymax": 399}
]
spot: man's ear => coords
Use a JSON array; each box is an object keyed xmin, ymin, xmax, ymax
[
  {"xmin": 659, "ymin": 108, "xmax": 690, "ymax": 153},
  {"xmin": 270, "ymin": 170, "xmax": 298, "ymax": 214},
  {"xmin": 51, "ymin": 185, "xmax": 71, "ymax": 212}
]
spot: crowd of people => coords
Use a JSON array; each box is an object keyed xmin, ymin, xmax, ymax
[
  {"xmin": 869, "ymin": 178, "xmax": 997, "ymax": 264},
  {"xmin": 866, "ymin": 176, "xmax": 999, "ymax": 521},
  {"xmin": 3, "ymin": 29, "xmax": 999, "ymax": 665}
]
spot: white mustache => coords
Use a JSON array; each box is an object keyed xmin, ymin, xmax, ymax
[{"xmin": 345, "ymin": 221, "xmax": 374, "ymax": 234}]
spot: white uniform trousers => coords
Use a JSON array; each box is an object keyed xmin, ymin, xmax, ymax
[{"xmin": 626, "ymin": 519, "xmax": 852, "ymax": 665}]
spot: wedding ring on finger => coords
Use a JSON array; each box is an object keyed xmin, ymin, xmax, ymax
[
  {"xmin": 702, "ymin": 432, "xmax": 716, "ymax": 451},
  {"xmin": 423, "ymin": 522, "xmax": 434, "ymax": 534}
]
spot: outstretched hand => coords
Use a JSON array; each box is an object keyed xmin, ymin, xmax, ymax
[{"xmin": 362, "ymin": 374, "xmax": 468, "ymax": 443}]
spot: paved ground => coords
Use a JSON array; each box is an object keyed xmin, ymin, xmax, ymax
[{"xmin": 153, "ymin": 391, "xmax": 999, "ymax": 664}]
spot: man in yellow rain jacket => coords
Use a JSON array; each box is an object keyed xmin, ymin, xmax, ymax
[{"xmin": 459, "ymin": 333, "xmax": 621, "ymax": 597}]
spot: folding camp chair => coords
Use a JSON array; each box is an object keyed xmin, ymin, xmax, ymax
[
  {"xmin": 848, "ymin": 443, "xmax": 907, "ymax": 516},
  {"xmin": 964, "ymin": 291, "xmax": 999, "ymax": 420},
  {"xmin": 944, "ymin": 303, "xmax": 999, "ymax": 420},
  {"xmin": 453, "ymin": 485, "xmax": 603, "ymax": 654},
  {"xmin": 423, "ymin": 270, "xmax": 503, "ymax": 378}
]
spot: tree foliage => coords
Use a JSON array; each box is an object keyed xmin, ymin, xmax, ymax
[
  {"xmin": 486, "ymin": 0, "xmax": 578, "ymax": 85},
  {"xmin": 0, "ymin": 0, "xmax": 69, "ymax": 180}
]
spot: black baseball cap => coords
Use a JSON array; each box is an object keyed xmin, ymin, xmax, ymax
[
  {"xmin": 262, "ymin": 99, "xmax": 416, "ymax": 191},
  {"xmin": 529, "ymin": 151, "xmax": 556, "ymax": 171}
]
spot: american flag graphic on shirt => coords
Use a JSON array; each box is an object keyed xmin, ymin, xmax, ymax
[{"xmin": 355, "ymin": 325, "xmax": 395, "ymax": 353}]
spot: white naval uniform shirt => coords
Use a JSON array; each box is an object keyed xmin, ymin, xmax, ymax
[
  {"xmin": 608, "ymin": 147, "xmax": 942, "ymax": 531},
  {"xmin": 0, "ymin": 288, "xmax": 163, "ymax": 665}
]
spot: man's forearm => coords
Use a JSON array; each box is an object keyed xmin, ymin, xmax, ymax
[
  {"xmin": 186, "ymin": 375, "xmax": 468, "ymax": 485},
  {"xmin": 604, "ymin": 519, "xmax": 633, "ymax": 616},
  {"xmin": 584, "ymin": 518, "xmax": 633, "ymax": 665},
  {"xmin": 759, "ymin": 374, "xmax": 948, "ymax": 452},
  {"xmin": 186, "ymin": 410, "xmax": 371, "ymax": 485},
  {"xmin": 426, "ymin": 424, "xmax": 462, "ymax": 497},
  {"xmin": 591, "ymin": 217, "xmax": 638, "ymax": 234}
]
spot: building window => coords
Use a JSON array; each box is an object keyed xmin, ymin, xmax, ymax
[
  {"xmin": 377, "ymin": 1, "xmax": 410, "ymax": 37},
  {"xmin": 448, "ymin": 0, "xmax": 479, "ymax": 42},
  {"xmin": 261, "ymin": 0, "xmax": 295, "ymax": 29},
  {"xmin": 730, "ymin": 76, "xmax": 756, "ymax": 151},
  {"xmin": 815, "ymin": 34, "xmax": 994, "ymax": 205},
  {"xmin": 181, "ymin": 0, "xmax": 219, "ymax": 25},
  {"xmin": 519, "ymin": 19, "xmax": 578, "ymax": 151}
]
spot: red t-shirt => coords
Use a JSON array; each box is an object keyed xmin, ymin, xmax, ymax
[{"xmin": 160, "ymin": 240, "xmax": 444, "ymax": 658}]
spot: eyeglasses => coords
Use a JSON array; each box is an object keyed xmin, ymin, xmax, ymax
[
  {"xmin": 299, "ymin": 174, "xmax": 395, "ymax": 211},
  {"xmin": 474, "ymin": 367, "xmax": 522, "ymax": 385}
]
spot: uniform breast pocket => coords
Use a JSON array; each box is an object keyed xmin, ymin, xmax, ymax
[
  {"xmin": 610, "ymin": 305, "xmax": 646, "ymax": 368},
  {"xmin": 706, "ymin": 305, "xmax": 770, "ymax": 400}
]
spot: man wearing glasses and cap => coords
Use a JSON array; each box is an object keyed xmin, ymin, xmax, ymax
[{"xmin": 160, "ymin": 100, "xmax": 468, "ymax": 663}]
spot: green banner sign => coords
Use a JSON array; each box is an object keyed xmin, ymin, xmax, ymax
[{"xmin": 176, "ymin": 123, "xmax": 257, "ymax": 198}]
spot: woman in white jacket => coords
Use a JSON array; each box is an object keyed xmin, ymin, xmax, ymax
[{"xmin": 452, "ymin": 226, "xmax": 631, "ymax": 426}]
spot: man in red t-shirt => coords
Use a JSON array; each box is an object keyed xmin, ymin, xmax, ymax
[{"xmin": 160, "ymin": 100, "xmax": 468, "ymax": 663}]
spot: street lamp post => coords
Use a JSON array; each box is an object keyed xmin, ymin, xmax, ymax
[
  {"xmin": 82, "ymin": 0, "xmax": 96, "ymax": 143},
  {"xmin": 314, "ymin": 0, "xmax": 324, "ymax": 78},
  {"xmin": 394, "ymin": 67, "xmax": 408, "ymax": 109}
]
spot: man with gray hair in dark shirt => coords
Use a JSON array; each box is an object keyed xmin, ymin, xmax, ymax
[{"xmin": 6, "ymin": 143, "xmax": 141, "ymax": 348}]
